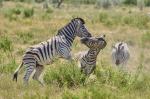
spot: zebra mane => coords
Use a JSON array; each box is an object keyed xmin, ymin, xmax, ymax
[
  {"xmin": 118, "ymin": 42, "xmax": 124, "ymax": 52},
  {"xmin": 56, "ymin": 20, "xmax": 76, "ymax": 36},
  {"xmin": 72, "ymin": 17, "xmax": 85, "ymax": 24}
]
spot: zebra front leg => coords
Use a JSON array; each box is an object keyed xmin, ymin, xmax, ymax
[{"xmin": 32, "ymin": 65, "xmax": 44, "ymax": 86}]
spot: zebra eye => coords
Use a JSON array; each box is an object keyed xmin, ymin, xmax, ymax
[{"xmin": 97, "ymin": 38, "xmax": 104, "ymax": 41}]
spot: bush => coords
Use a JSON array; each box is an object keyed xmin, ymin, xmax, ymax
[
  {"xmin": 23, "ymin": 8, "xmax": 34, "ymax": 18},
  {"xmin": 123, "ymin": 0, "xmax": 137, "ymax": 5},
  {"xmin": 44, "ymin": 61, "xmax": 86, "ymax": 88},
  {"xmin": 0, "ymin": 36, "xmax": 13, "ymax": 52},
  {"xmin": 46, "ymin": 8, "xmax": 53, "ymax": 13},
  {"xmin": 4, "ymin": 8, "xmax": 18, "ymax": 21},
  {"xmin": 35, "ymin": 0, "xmax": 45, "ymax": 3},
  {"xmin": 12, "ymin": 7, "xmax": 22, "ymax": 15},
  {"xmin": 145, "ymin": 0, "xmax": 150, "ymax": 6},
  {"xmin": 95, "ymin": 66, "xmax": 133, "ymax": 88}
]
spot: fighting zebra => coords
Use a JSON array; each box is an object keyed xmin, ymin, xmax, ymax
[
  {"xmin": 75, "ymin": 35, "xmax": 107, "ymax": 75},
  {"xmin": 13, "ymin": 18, "xmax": 92, "ymax": 85},
  {"xmin": 111, "ymin": 42, "xmax": 130, "ymax": 69}
]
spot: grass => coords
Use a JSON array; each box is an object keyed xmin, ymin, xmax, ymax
[{"xmin": 0, "ymin": 1, "xmax": 150, "ymax": 99}]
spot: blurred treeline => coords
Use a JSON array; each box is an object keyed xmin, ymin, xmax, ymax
[{"xmin": 0, "ymin": 0, "xmax": 150, "ymax": 6}]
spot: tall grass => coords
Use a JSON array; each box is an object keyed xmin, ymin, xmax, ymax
[
  {"xmin": 23, "ymin": 7, "xmax": 34, "ymax": 18},
  {"xmin": 141, "ymin": 31, "xmax": 150, "ymax": 47},
  {"xmin": 95, "ymin": 11, "xmax": 150, "ymax": 28},
  {"xmin": 44, "ymin": 61, "xmax": 86, "ymax": 88},
  {"xmin": 0, "ymin": 58, "xmax": 17, "ymax": 73},
  {"xmin": 0, "ymin": 36, "xmax": 13, "ymax": 52},
  {"xmin": 16, "ymin": 31, "xmax": 34, "ymax": 44}
]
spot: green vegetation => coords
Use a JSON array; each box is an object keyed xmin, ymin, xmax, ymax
[
  {"xmin": 142, "ymin": 31, "xmax": 150, "ymax": 43},
  {"xmin": 0, "ymin": 1, "xmax": 150, "ymax": 99},
  {"xmin": 44, "ymin": 62, "xmax": 86, "ymax": 88},
  {"xmin": 23, "ymin": 7, "xmax": 34, "ymax": 18},
  {"xmin": 96, "ymin": 11, "xmax": 150, "ymax": 28},
  {"xmin": 16, "ymin": 31, "xmax": 34, "ymax": 44},
  {"xmin": 0, "ymin": 36, "xmax": 13, "ymax": 52}
]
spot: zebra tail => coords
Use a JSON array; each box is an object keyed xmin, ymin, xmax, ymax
[{"xmin": 13, "ymin": 62, "xmax": 23, "ymax": 82}]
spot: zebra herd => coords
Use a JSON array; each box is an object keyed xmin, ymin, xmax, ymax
[{"xmin": 13, "ymin": 18, "xmax": 130, "ymax": 85}]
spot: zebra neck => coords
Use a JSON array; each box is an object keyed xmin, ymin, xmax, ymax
[
  {"xmin": 57, "ymin": 22, "xmax": 76, "ymax": 47},
  {"xmin": 85, "ymin": 49, "xmax": 100, "ymax": 60}
]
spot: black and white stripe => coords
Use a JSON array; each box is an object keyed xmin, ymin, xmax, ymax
[
  {"xmin": 111, "ymin": 42, "xmax": 130, "ymax": 69},
  {"xmin": 75, "ymin": 35, "xmax": 106, "ymax": 75},
  {"xmin": 13, "ymin": 18, "xmax": 92, "ymax": 85}
]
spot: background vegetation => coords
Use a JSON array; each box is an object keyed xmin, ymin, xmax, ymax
[{"xmin": 0, "ymin": 0, "xmax": 150, "ymax": 99}]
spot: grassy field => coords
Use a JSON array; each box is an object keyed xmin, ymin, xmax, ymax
[{"xmin": 0, "ymin": 1, "xmax": 150, "ymax": 99}]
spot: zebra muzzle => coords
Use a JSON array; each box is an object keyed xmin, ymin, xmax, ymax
[{"xmin": 116, "ymin": 60, "xmax": 120, "ymax": 65}]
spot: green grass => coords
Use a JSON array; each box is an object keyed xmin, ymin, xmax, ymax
[
  {"xmin": 44, "ymin": 61, "xmax": 86, "ymax": 88},
  {"xmin": 0, "ymin": 36, "xmax": 13, "ymax": 52},
  {"xmin": 95, "ymin": 11, "xmax": 150, "ymax": 28}
]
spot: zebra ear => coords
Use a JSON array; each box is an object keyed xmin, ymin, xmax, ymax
[
  {"xmin": 100, "ymin": 34, "xmax": 105, "ymax": 38},
  {"xmin": 73, "ymin": 17, "xmax": 85, "ymax": 24},
  {"xmin": 121, "ymin": 46, "xmax": 124, "ymax": 50},
  {"xmin": 112, "ymin": 45, "xmax": 117, "ymax": 49}
]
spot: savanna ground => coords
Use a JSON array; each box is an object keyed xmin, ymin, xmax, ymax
[{"xmin": 0, "ymin": 1, "xmax": 150, "ymax": 99}]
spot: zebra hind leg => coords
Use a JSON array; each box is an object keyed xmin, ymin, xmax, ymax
[
  {"xmin": 23, "ymin": 61, "xmax": 36, "ymax": 86},
  {"xmin": 32, "ymin": 64, "xmax": 44, "ymax": 86}
]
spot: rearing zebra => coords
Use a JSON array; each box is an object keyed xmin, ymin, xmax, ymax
[{"xmin": 13, "ymin": 18, "xmax": 92, "ymax": 85}]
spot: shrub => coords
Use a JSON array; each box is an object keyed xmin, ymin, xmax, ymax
[
  {"xmin": 145, "ymin": 0, "xmax": 150, "ymax": 6},
  {"xmin": 95, "ymin": 66, "xmax": 133, "ymax": 88},
  {"xmin": 0, "ymin": 0, "xmax": 3, "ymax": 7},
  {"xmin": 35, "ymin": 0, "xmax": 45, "ymax": 3},
  {"xmin": 23, "ymin": 8, "xmax": 34, "ymax": 18},
  {"xmin": 0, "ymin": 36, "xmax": 13, "ymax": 52},
  {"xmin": 44, "ymin": 61, "xmax": 86, "ymax": 88},
  {"xmin": 46, "ymin": 8, "xmax": 53, "ymax": 13},
  {"xmin": 12, "ymin": 7, "xmax": 22, "ymax": 15},
  {"xmin": 123, "ymin": 0, "xmax": 137, "ymax": 5},
  {"xmin": 4, "ymin": 9, "xmax": 17, "ymax": 21}
]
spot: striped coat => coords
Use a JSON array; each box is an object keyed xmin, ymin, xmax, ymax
[
  {"xmin": 75, "ymin": 35, "xmax": 107, "ymax": 75},
  {"xmin": 111, "ymin": 42, "xmax": 130, "ymax": 69}
]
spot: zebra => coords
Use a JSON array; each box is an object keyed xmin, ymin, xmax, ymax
[
  {"xmin": 75, "ymin": 35, "xmax": 107, "ymax": 75},
  {"xmin": 13, "ymin": 18, "xmax": 92, "ymax": 85},
  {"xmin": 111, "ymin": 42, "xmax": 130, "ymax": 69}
]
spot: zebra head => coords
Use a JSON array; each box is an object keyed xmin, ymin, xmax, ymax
[
  {"xmin": 112, "ymin": 42, "xmax": 125, "ymax": 65},
  {"xmin": 80, "ymin": 35, "xmax": 107, "ymax": 49},
  {"xmin": 72, "ymin": 18, "xmax": 92, "ymax": 38}
]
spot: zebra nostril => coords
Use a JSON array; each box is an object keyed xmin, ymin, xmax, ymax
[{"xmin": 116, "ymin": 60, "xmax": 120, "ymax": 65}]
